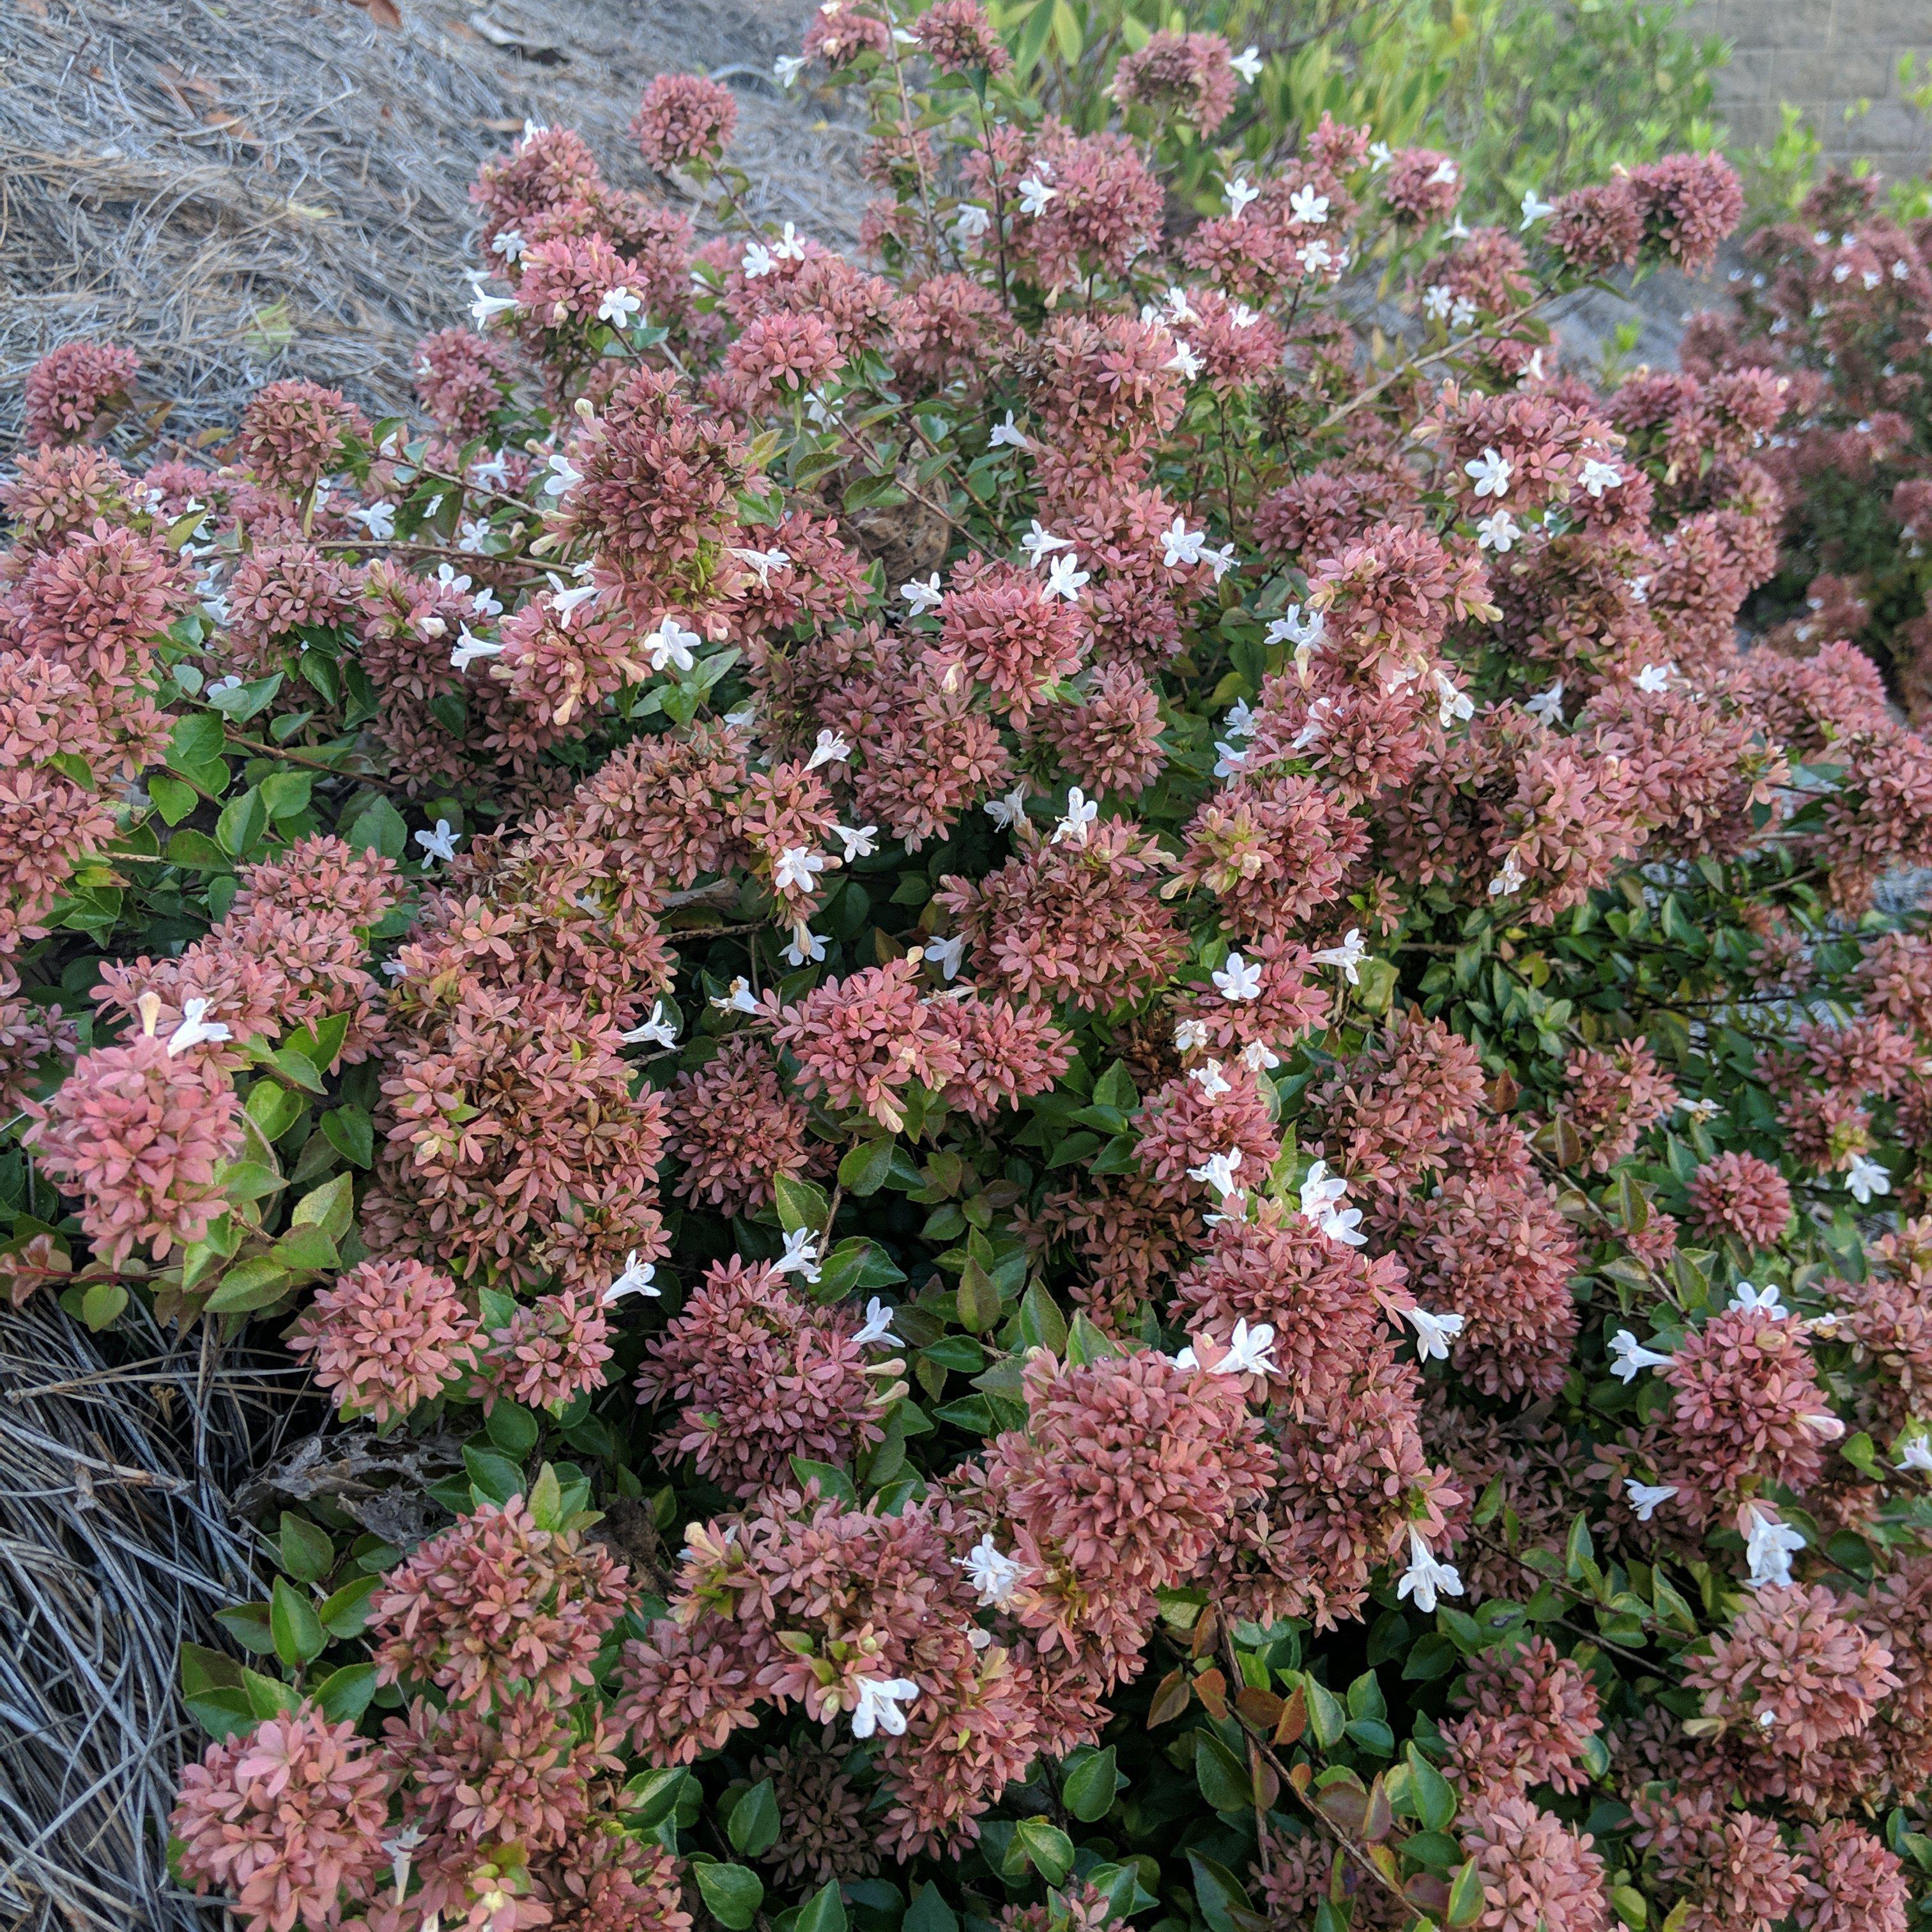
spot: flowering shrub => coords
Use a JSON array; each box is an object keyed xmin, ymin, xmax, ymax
[{"xmin": 4, "ymin": 8, "xmax": 1932, "ymax": 1932}]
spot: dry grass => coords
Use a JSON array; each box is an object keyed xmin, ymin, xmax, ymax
[{"xmin": 0, "ymin": 0, "xmax": 870, "ymax": 444}]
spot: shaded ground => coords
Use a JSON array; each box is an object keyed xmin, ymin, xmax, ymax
[{"xmin": 0, "ymin": 0, "xmax": 868, "ymax": 441}]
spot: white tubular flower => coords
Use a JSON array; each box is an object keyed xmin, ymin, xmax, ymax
[
  {"xmin": 489, "ymin": 228, "xmax": 525, "ymax": 261},
  {"xmin": 1187, "ymin": 1148, "xmax": 1244, "ymax": 1200},
  {"xmin": 988, "ymin": 411, "xmax": 1031, "ymax": 451},
  {"xmin": 1846, "ymin": 1152, "xmax": 1892, "ymax": 1205},
  {"xmin": 1043, "ymin": 552, "xmax": 1090, "ymax": 602},
  {"xmin": 775, "ymin": 1226, "xmax": 822, "ymax": 1284},
  {"xmin": 1434, "ymin": 670, "xmax": 1475, "ymax": 728},
  {"xmin": 1319, "ymin": 1202, "xmax": 1366, "ymax": 1247},
  {"xmin": 984, "ymin": 786, "xmax": 1028, "ymax": 831},
  {"xmin": 413, "ymin": 819, "xmax": 460, "ymax": 865},
  {"xmin": 952, "ymin": 202, "xmax": 992, "ymax": 245},
  {"xmin": 1578, "ymin": 457, "xmax": 1623, "ymax": 498},
  {"xmin": 773, "ymin": 846, "xmax": 827, "ymax": 894},
  {"xmin": 637, "ymin": 617, "xmax": 699, "ymax": 677},
  {"xmin": 1618, "ymin": 1481, "xmax": 1676, "ymax": 1522},
  {"xmin": 1216, "ymin": 1318, "xmax": 1278, "ymax": 1377},
  {"xmin": 618, "ymin": 1001, "xmax": 678, "ymax": 1049},
  {"xmin": 602, "ymin": 1252, "xmax": 660, "ymax": 1305},
  {"xmin": 773, "ymin": 53, "xmax": 806, "ymax": 86},
  {"xmin": 1476, "ymin": 509, "xmax": 1521, "ymax": 553},
  {"xmin": 1397, "ymin": 1528, "xmax": 1464, "ymax": 1614},
  {"xmin": 852, "ymin": 1297, "xmax": 904, "ymax": 1349},
  {"xmin": 1225, "ymin": 176, "xmax": 1260, "ymax": 218},
  {"xmin": 1312, "ymin": 928, "xmax": 1367, "ymax": 985},
  {"xmin": 1800, "ymin": 1411, "xmax": 1846, "ymax": 1441},
  {"xmin": 741, "ymin": 241, "xmax": 776, "ymax": 279},
  {"xmin": 781, "ymin": 927, "xmax": 827, "ymax": 967},
  {"xmin": 1298, "ymin": 1159, "xmax": 1347, "ymax": 1222},
  {"xmin": 711, "ymin": 976, "xmax": 760, "ymax": 1014},
  {"xmin": 469, "ymin": 290, "xmax": 517, "ymax": 328},
  {"xmin": 956, "ymin": 1534, "xmax": 1025, "ymax": 1608},
  {"xmin": 773, "ymin": 222, "xmax": 808, "ymax": 263},
  {"xmin": 1464, "ymin": 447, "xmax": 1512, "ymax": 499},
  {"xmin": 1519, "ymin": 187, "xmax": 1556, "ymax": 229},
  {"xmin": 901, "ymin": 572, "xmax": 944, "ymax": 615},
  {"xmin": 1402, "ymin": 1305, "xmax": 1466, "ymax": 1363},
  {"xmin": 1607, "ymin": 1329, "xmax": 1674, "ymax": 1383},
  {"xmin": 346, "ymin": 502, "xmax": 395, "ymax": 541},
  {"xmin": 1212, "ymin": 953, "xmax": 1263, "ymax": 1002},
  {"xmin": 919, "ymin": 933, "xmax": 967, "ymax": 981},
  {"xmin": 1231, "ymin": 44, "xmax": 1262, "ymax": 83},
  {"xmin": 1201, "ymin": 542, "xmax": 1239, "ymax": 581},
  {"xmin": 1020, "ymin": 519, "xmax": 1072, "ymax": 567},
  {"xmin": 1524, "ymin": 681, "xmax": 1565, "ymax": 724},
  {"xmin": 540, "ymin": 450, "xmax": 582, "ymax": 497},
  {"xmin": 1173, "ymin": 1018, "xmax": 1209, "ymax": 1055},
  {"xmin": 834, "ymin": 823, "xmax": 878, "ymax": 862},
  {"xmin": 1289, "ymin": 185, "xmax": 1330, "ymax": 226},
  {"xmin": 1052, "ymin": 787, "xmax": 1098, "ymax": 846},
  {"xmin": 806, "ymin": 728, "xmax": 852, "ymax": 772},
  {"xmin": 849, "ymin": 1675, "xmax": 920, "ymax": 1740},
  {"xmin": 1894, "ymin": 1435, "xmax": 1932, "ymax": 1475},
  {"xmin": 1266, "ymin": 604, "xmax": 1325, "ymax": 652},
  {"xmin": 165, "ymin": 998, "xmax": 232, "ymax": 1057},
  {"xmin": 1016, "ymin": 173, "xmax": 1057, "ymax": 216},
  {"xmin": 1634, "ymin": 662, "xmax": 1675, "ymax": 693},
  {"xmin": 1162, "ymin": 517, "xmax": 1207, "ymax": 570},
  {"xmin": 1488, "ymin": 850, "xmax": 1527, "ymax": 899},
  {"xmin": 1296, "ymin": 240, "xmax": 1335, "ymax": 273},
  {"xmin": 1189, "ymin": 1059, "xmax": 1231, "ymax": 1100},
  {"xmin": 1729, "ymin": 1280, "xmax": 1789, "ymax": 1320},
  {"xmin": 1239, "ymin": 1041, "xmax": 1280, "ymax": 1073},
  {"xmin": 548, "ymin": 578, "xmax": 600, "ymax": 621},
  {"xmin": 1166, "ymin": 339, "xmax": 1204, "ymax": 381},
  {"xmin": 597, "ymin": 286, "xmax": 642, "ymax": 326},
  {"xmin": 1744, "ymin": 1507, "xmax": 1805, "ymax": 1590}
]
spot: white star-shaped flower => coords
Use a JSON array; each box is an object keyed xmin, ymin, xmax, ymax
[
  {"xmin": 1403, "ymin": 1305, "xmax": 1466, "ymax": 1363},
  {"xmin": 956, "ymin": 1533, "xmax": 1025, "ymax": 1607},
  {"xmin": 541, "ymin": 451, "xmax": 582, "ymax": 497},
  {"xmin": 1320, "ymin": 1202, "xmax": 1366, "ymax": 1246},
  {"xmin": 919, "ymin": 933, "xmax": 966, "ymax": 981},
  {"xmin": 851, "ymin": 1297, "xmax": 903, "ymax": 1349},
  {"xmin": 1162, "ymin": 517, "xmax": 1206, "ymax": 570},
  {"xmin": 1296, "ymin": 239, "xmax": 1335, "ymax": 273},
  {"xmin": 490, "ymin": 228, "xmax": 526, "ymax": 261},
  {"xmin": 782, "ymin": 926, "xmax": 827, "ymax": 967},
  {"xmin": 1052, "ymin": 787, "xmax": 1098, "ymax": 846},
  {"xmin": 1239, "ymin": 1041, "xmax": 1280, "ymax": 1073},
  {"xmin": 645, "ymin": 615, "xmax": 701, "ymax": 673},
  {"xmin": 952, "ymin": 203, "xmax": 992, "ymax": 244},
  {"xmin": 602, "ymin": 1252, "xmax": 660, "ymax": 1305},
  {"xmin": 1577, "ymin": 457, "xmax": 1623, "ymax": 498},
  {"xmin": 1488, "ymin": 850, "xmax": 1526, "ymax": 899},
  {"xmin": 774, "ymin": 846, "xmax": 827, "ymax": 894},
  {"xmin": 1190, "ymin": 1059, "xmax": 1232, "ymax": 1100},
  {"xmin": 1266, "ymin": 605, "xmax": 1325, "ymax": 654},
  {"xmin": 1229, "ymin": 300, "xmax": 1260, "ymax": 328},
  {"xmin": 1524, "ymin": 682, "xmax": 1565, "ymax": 724},
  {"xmin": 1167, "ymin": 339, "xmax": 1203, "ymax": 381},
  {"xmin": 1519, "ymin": 187, "xmax": 1556, "ymax": 229},
  {"xmin": 548, "ymin": 576, "xmax": 600, "ymax": 622},
  {"xmin": 1744, "ymin": 1507, "xmax": 1805, "ymax": 1590},
  {"xmin": 1016, "ymin": 173, "xmax": 1058, "ymax": 217},
  {"xmin": 597, "ymin": 286, "xmax": 642, "ymax": 326},
  {"xmin": 1368, "ymin": 140, "xmax": 1392, "ymax": 169},
  {"xmin": 414, "ymin": 818, "xmax": 460, "ymax": 865},
  {"xmin": 1847, "ymin": 1152, "xmax": 1891, "ymax": 1204},
  {"xmin": 1423, "ymin": 284, "xmax": 1453, "ymax": 320},
  {"xmin": 1434, "ymin": 670, "xmax": 1474, "ymax": 728},
  {"xmin": 1607, "ymin": 1329, "xmax": 1674, "ymax": 1383},
  {"xmin": 1627, "ymin": 1481, "xmax": 1678, "ymax": 1521},
  {"xmin": 1216, "ymin": 1318, "xmax": 1278, "ymax": 1376},
  {"xmin": 1289, "ymin": 184, "xmax": 1330, "ymax": 226},
  {"xmin": 346, "ymin": 502, "xmax": 395, "ymax": 541},
  {"xmin": 1464, "ymin": 447, "xmax": 1512, "ymax": 499},
  {"xmin": 1729, "ymin": 1280, "xmax": 1788, "ymax": 1321},
  {"xmin": 774, "ymin": 52, "xmax": 806, "ymax": 86},
  {"xmin": 1188, "ymin": 1147, "xmax": 1245, "ymax": 1200},
  {"xmin": 1476, "ymin": 509, "xmax": 1520, "ymax": 552},
  {"xmin": 618, "ymin": 1002, "xmax": 678, "ymax": 1049},
  {"xmin": 1172, "ymin": 1017, "xmax": 1209, "ymax": 1055},
  {"xmin": 1212, "ymin": 953, "xmax": 1262, "ymax": 1002},
  {"xmin": 1043, "ymin": 552, "xmax": 1089, "ymax": 601},
  {"xmin": 165, "ymin": 997, "xmax": 232, "ymax": 1057},
  {"xmin": 456, "ymin": 517, "xmax": 493, "ymax": 555},
  {"xmin": 806, "ymin": 728, "xmax": 851, "ymax": 772},
  {"xmin": 1298, "ymin": 1159, "xmax": 1347, "ymax": 1222},
  {"xmin": 1231, "ymin": 44, "xmax": 1262, "ymax": 83},
  {"xmin": 901, "ymin": 572, "xmax": 944, "ymax": 615},
  {"xmin": 1397, "ymin": 1528, "xmax": 1464, "ymax": 1613},
  {"xmin": 1225, "ymin": 176, "xmax": 1260, "ymax": 218},
  {"xmin": 773, "ymin": 222, "xmax": 808, "ymax": 263},
  {"xmin": 733, "ymin": 545, "xmax": 792, "ymax": 585},
  {"xmin": 834, "ymin": 823, "xmax": 877, "ymax": 862},
  {"xmin": 1634, "ymin": 662, "xmax": 1675, "ymax": 694}
]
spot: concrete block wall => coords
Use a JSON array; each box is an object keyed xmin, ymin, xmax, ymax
[{"xmin": 1687, "ymin": 0, "xmax": 1932, "ymax": 180}]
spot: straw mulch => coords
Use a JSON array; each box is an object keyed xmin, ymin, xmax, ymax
[{"xmin": 0, "ymin": 0, "xmax": 868, "ymax": 443}]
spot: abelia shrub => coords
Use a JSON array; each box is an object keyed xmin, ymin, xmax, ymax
[{"xmin": 0, "ymin": 11, "xmax": 1929, "ymax": 1932}]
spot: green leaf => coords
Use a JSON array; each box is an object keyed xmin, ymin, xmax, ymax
[
  {"xmin": 956, "ymin": 1254, "xmax": 1002, "ymax": 1331},
  {"xmin": 727, "ymin": 1778, "xmax": 781, "ymax": 1857},
  {"xmin": 795, "ymin": 1881, "xmax": 848, "ymax": 1932},
  {"xmin": 291, "ymin": 1172, "xmax": 355, "ymax": 1243},
  {"xmin": 215, "ymin": 786, "xmax": 269, "ymax": 857},
  {"xmin": 774, "ymin": 1170, "xmax": 830, "ymax": 1234},
  {"xmin": 1017, "ymin": 1280, "xmax": 1068, "ymax": 1354},
  {"xmin": 313, "ymin": 1662, "xmax": 378, "ymax": 1724},
  {"xmin": 788, "ymin": 1455, "xmax": 859, "ymax": 1506},
  {"xmin": 245, "ymin": 1080, "xmax": 305, "ymax": 1143},
  {"xmin": 166, "ymin": 828, "xmax": 231, "ymax": 871},
  {"xmin": 838, "ymin": 1137, "xmax": 898, "ymax": 1195},
  {"xmin": 321, "ymin": 1105, "xmax": 375, "ymax": 1168},
  {"xmin": 1013, "ymin": 1817, "xmax": 1073, "ymax": 1885},
  {"xmin": 149, "ymin": 774, "xmax": 199, "ymax": 824},
  {"xmin": 346, "ymin": 793, "xmax": 408, "ymax": 861},
  {"xmin": 1194, "ymin": 1730, "xmax": 1252, "ymax": 1812},
  {"xmin": 270, "ymin": 1223, "xmax": 339, "ymax": 1274},
  {"xmin": 203, "ymin": 1258, "xmax": 294, "ymax": 1315},
  {"xmin": 319, "ymin": 1574, "xmax": 382, "ymax": 1639},
  {"xmin": 1447, "ymin": 1858, "xmax": 1487, "ymax": 1925},
  {"xmin": 242, "ymin": 1667, "xmax": 300, "ymax": 1720},
  {"xmin": 167, "ymin": 712, "xmax": 226, "ymax": 773},
  {"xmin": 78, "ymin": 1280, "xmax": 128, "ymax": 1330},
  {"xmin": 625, "ymin": 1767, "xmax": 690, "ymax": 1830},
  {"xmin": 1188, "ymin": 1853, "xmax": 1257, "ymax": 1932},
  {"xmin": 213, "ymin": 1602, "xmax": 276, "ymax": 1653},
  {"xmin": 1304, "ymin": 1678, "xmax": 1347, "ymax": 1749},
  {"xmin": 904, "ymin": 1885, "xmax": 958, "ymax": 1932},
  {"xmin": 279, "ymin": 1513, "xmax": 334, "ymax": 1584},
  {"xmin": 270, "ymin": 1576, "xmax": 326, "ymax": 1667},
  {"xmin": 694, "ymin": 1862, "xmax": 764, "ymax": 1931},
  {"xmin": 1063, "ymin": 1743, "xmax": 1119, "ymax": 1821},
  {"xmin": 1065, "ymin": 1311, "xmax": 1119, "ymax": 1366},
  {"xmin": 1406, "ymin": 1744, "xmax": 1457, "ymax": 1832},
  {"xmin": 486, "ymin": 1402, "xmax": 540, "ymax": 1458},
  {"xmin": 464, "ymin": 1445, "xmax": 524, "ymax": 1506},
  {"xmin": 260, "ymin": 770, "xmax": 313, "ymax": 820}
]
